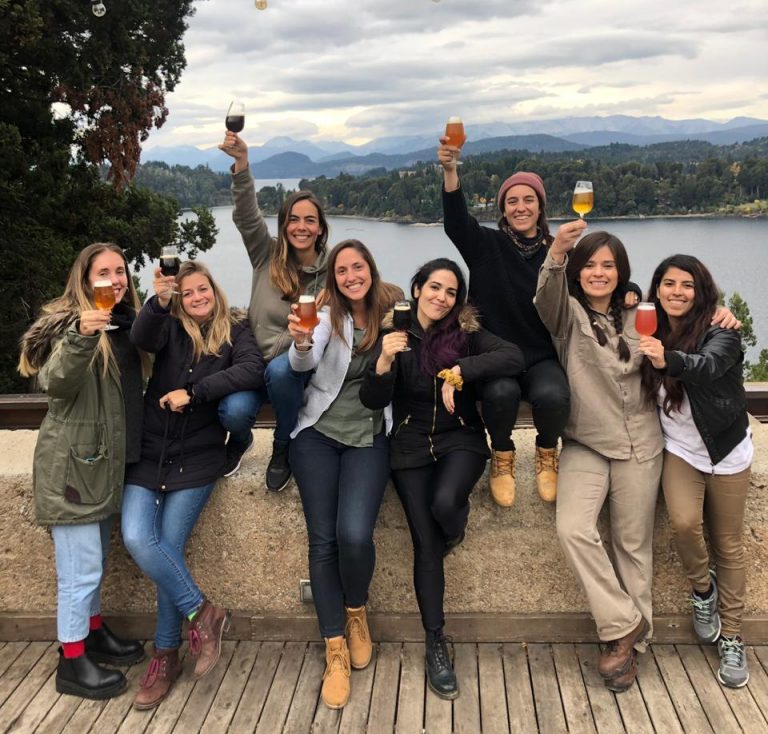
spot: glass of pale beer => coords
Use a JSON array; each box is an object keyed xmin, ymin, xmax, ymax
[
  {"xmin": 393, "ymin": 301, "xmax": 412, "ymax": 351},
  {"xmin": 572, "ymin": 181, "xmax": 594, "ymax": 219},
  {"xmin": 445, "ymin": 117, "xmax": 466, "ymax": 165},
  {"xmin": 635, "ymin": 302, "xmax": 658, "ymax": 336},
  {"xmin": 296, "ymin": 295, "xmax": 319, "ymax": 347},
  {"xmin": 92, "ymin": 279, "xmax": 118, "ymax": 330}
]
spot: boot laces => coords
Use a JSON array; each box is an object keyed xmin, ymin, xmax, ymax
[
  {"xmin": 345, "ymin": 614, "xmax": 368, "ymax": 642},
  {"xmin": 431, "ymin": 634, "xmax": 453, "ymax": 669},
  {"xmin": 140, "ymin": 656, "xmax": 163, "ymax": 687},
  {"xmin": 720, "ymin": 636, "xmax": 745, "ymax": 667},
  {"xmin": 188, "ymin": 627, "xmax": 202, "ymax": 656},
  {"xmin": 536, "ymin": 448, "xmax": 558, "ymax": 474},
  {"xmin": 690, "ymin": 593, "xmax": 717, "ymax": 625},
  {"xmin": 325, "ymin": 648, "xmax": 349, "ymax": 678},
  {"xmin": 492, "ymin": 454, "xmax": 514, "ymax": 477}
]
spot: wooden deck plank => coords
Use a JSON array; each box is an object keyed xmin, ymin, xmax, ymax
[
  {"xmin": 700, "ymin": 643, "xmax": 768, "ymax": 733},
  {"xmin": 253, "ymin": 641, "xmax": 306, "ymax": 734},
  {"xmin": 635, "ymin": 647, "xmax": 684, "ymax": 734},
  {"xmin": 0, "ymin": 642, "xmax": 27, "ymax": 679},
  {"xmin": 652, "ymin": 644, "xmax": 714, "ymax": 733},
  {"xmin": 527, "ymin": 644, "xmax": 566, "ymax": 733},
  {"xmin": 199, "ymin": 641, "xmax": 258, "ymax": 733},
  {"xmin": 745, "ymin": 646, "xmax": 768, "ymax": 720},
  {"xmin": 0, "ymin": 668, "xmax": 57, "ymax": 734},
  {"xmin": 574, "ymin": 644, "xmax": 624, "ymax": 733},
  {"xmin": 0, "ymin": 642, "xmax": 58, "ymax": 732},
  {"xmin": 424, "ymin": 678, "xmax": 453, "ymax": 734},
  {"xmin": 501, "ymin": 643, "xmax": 537, "ymax": 734},
  {"xmin": 229, "ymin": 641, "xmax": 283, "ymax": 732},
  {"xmin": 477, "ymin": 643, "xmax": 509, "ymax": 734},
  {"xmin": 338, "ymin": 646, "xmax": 376, "ymax": 734},
  {"xmin": 453, "ymin": 642, "xmax": 481, "ymax": 734},
  {"xmin": 30, "ymin": 685, "xmax": 82, "ymax": 734},
  {"xmin": 395, "ymin": 642, "xmax": 425, "ymax": 734},
  {"xmin": 57, "ymin": 690, "xmax": 110, "ymax": 732},
  {"xmin": 366, "ymin": 642, "xmax": 400, "ymax": 733},
  {"xmin": 0, "ymin": 642, "xmax": 50, "ymax": 706},
  {"xmin": 88, "ymin": 655, "xmax": 151, "ymax": 733},
  {"xmin": 551, "ymin": 643, "xmax": 596, "ymax": 734},
  {"xmin": 677, "ymin": 644, "xmax": 740, "ymax": 732},
  {"xmin": 282, "ymin": 642, "xmax": 324, "ymax": 734},
  {"xmin": 611, "ymin": 658, "xmax": 654, "ymax": 734}
]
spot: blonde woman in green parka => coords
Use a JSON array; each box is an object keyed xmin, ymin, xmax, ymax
[{"xmin": 18, "ymin": 243, "xmax": 150, "ymax": 701}]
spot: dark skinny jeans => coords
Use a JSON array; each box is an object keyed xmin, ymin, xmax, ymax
[
  {"xmin": 481, "ymin": 357, "xmax": 570, "ymax": 451},
  {"xmin": 290, "ymin": 427, "xmax": 390, "ymax": 638},
  {"xmin": 392, "ymin": 451, "xmax": 487, "ymax": 632}
]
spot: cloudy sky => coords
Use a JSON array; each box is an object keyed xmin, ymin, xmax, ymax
[{"xmin": 143, "ymin": 0, "xmax": 768, "ymax": 150}]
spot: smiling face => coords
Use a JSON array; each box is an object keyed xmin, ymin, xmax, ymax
[
  {"xmin": 503, "ymin": 184, "xmax": 540, "ymax": 237},
  {"xmin": 180, "ymin": 272, "xmax": 215, "ymax": 324},
  {"xmin": 286, "ymin": 199, "xmax": 322, "ymax": 258},
  {"xmin": 656, "ymin": 266, "xmax": 695, "ymax": 324},
  {"xmin": 333, "ymin": 246, "xmax": 372, "ymax": 303},
  {"xmin": 88, "ymin": 250, "xmax": 129, "ymax": 305},
  {"xmin": 579, "ymin": 245, "xmax": 619, "ymax": 311},
  {"xmin": 414, "ymin": 268, "xmax": 459, "ymax": 329}
]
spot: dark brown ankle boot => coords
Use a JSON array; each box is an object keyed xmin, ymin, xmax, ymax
[
  {"xmin": 188, "ymin": 599, "xmax": 231, "ymax": 679},
  {"xmin": 133, "ymin": 647, "xmax": 181, "ymax": 710}
]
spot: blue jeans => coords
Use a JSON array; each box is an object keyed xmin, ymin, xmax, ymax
[
  {"xmin": 290, "ymin": 427, "xmax": 390, "ymax": 638},
  {"xmin": 52, "ymin": 517, "xmax": 113, "ymax": 643},
  {"xmin": 122, "ymin": 483, "xmax": 215, "ymax": 649},
  {"xmin": 218, "ymin": 351, "xmax": 310, "ymax": 444}
]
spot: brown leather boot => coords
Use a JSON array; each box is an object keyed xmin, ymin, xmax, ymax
[
  {"xmin": 605, "ymin": 650, "xmax": 638, "ymax": 692},
  {"xmin": 321, "ymin": 636, "xmax": 351, "ymax": 709},
  {"xmin": 535, "ymin": 446, "xmax": 559, "ymax": 503},
  {"xmin": 188, "ymin": 599, "xmax": 231, "ymax": 679},
  {"xmin": 598, "ymin": 618, "xmax": 649, "ymax": 680},
  {"xmin": 489, "ymin": 450, "xmax": 516, "ymax": 507},
  {"xmin": 133, "ymin": 647, "xmax": 181, "ymax": 710},
  {"xmin": 345, "ymin": 605, "xmax": 372, "ymax": 670}
]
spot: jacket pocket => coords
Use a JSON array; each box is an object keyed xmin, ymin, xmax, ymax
[{"xmin": 64, "ymin": 430, "xmax": 111, "ymax": 505}]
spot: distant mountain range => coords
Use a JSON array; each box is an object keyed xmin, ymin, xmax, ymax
[{"xmin": 141, "ymin": 115, "xmax": 768, "ymax": 178}]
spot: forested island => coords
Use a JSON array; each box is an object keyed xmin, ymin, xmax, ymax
[{"xmin": 138, "ymin": 137, "xmax": 768, "ymax": 220}]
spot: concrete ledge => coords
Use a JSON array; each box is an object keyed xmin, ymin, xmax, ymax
[{"xmin": 2, "ymin": 421, "xmax": 768, "ymax": 642}]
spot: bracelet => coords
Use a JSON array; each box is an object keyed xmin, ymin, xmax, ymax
[{"xmin": 437, "ymin": 368, "xmax": 463, "ymax": 391}]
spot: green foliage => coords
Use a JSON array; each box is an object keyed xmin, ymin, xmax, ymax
[
  {"xmin": 747, "ymin": 350, "xmax": 768, "ymax": 381},
  {"xmin": 727, "ymin": 293, "xmax": 757, "ymax": 351}
]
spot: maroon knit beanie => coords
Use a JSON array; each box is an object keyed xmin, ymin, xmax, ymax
[{"xmin": 497, "ymin": 171, "xmax": 547, "ymax": 211}]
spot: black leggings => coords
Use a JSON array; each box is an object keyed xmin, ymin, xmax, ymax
[
  {"xmin": 392, "ymin": 451, "xmax": 487, "ymax": 632},
  {"xmin": 481, "ymin": 358, "xmax": 570, "ymax": 451}
]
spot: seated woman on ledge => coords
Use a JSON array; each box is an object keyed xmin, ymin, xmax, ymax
[
  {"xmin": 123, "ymin": 260, "xmax": 264, "ymax": 710},
  {"xmin": 360, "ymin": 258, "xmax": 524, "ymax": 700},
  {"xmin": 18, "ymin": 243, "xmax": 149, "ymax": 701}
]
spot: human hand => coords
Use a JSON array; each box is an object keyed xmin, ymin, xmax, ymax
[
  {"xmin": 551, "ymin": 219, "xmax": 588, "ymax": 259},
  {"xmin": 440, "ymin": 365, "xmax": 462, "ymax": 414},
  {"xmin": 153, "ymin": 267, "xmax": 177, "ymax": 308},
  {"xmin": 623, "ymin": 290, "xmax": 640, "ymax": 309},
  {"xmin": 712, "ymin": 306, "xmax": 741, "ymax": 330},
  {"xmin": 287, "ymin": 303, "xmax": 315, "ymax": 345},
  {"xmin": 218, "ymin": 132, "xmax": 249, "ymax": 172},
  {"xmin": 79, "ymin": 309, "xmax": 112, "ymax": 336},
  {"xmin": 437, "ymin": 136, "xmax": 460, "ymax": 171},
  {"xmin": 638, "ymin": 335, "xmax": 666, "ymax": 369},
  {"xmin": 159, "ymin": 389, "xmax": 190, "ymax": 412}
]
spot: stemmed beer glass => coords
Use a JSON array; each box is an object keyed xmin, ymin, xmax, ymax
[
  {"xmin": 160, "ymin": 245, "xmax": 181, "ymax": 295},
  {"xmin": 572, "ymin": 181, "xmax": 594, "ymax": 219},
  {"xmin": 92, "ymin": 280, "xmax": 118, "ymax": 330},
  {"xmin": 444, "ymin": 117, "xmax": 466, "ymax": 166},
  {"xmin": 393, "ymin": 301, "xmax": 412, "ymax": 352},
  {"xmin": 635, "ymin": 302, "xmax": 658, "ymax": 336},
  {"xmin": 296, "ymin": 295, "xmax": 320, "ymax": 347},
  {"xmin": 226, "ymin": 100, "xmax": 245, "ymax": 133}
]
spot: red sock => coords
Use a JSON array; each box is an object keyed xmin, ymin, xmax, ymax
[
  {"xmin": 89, "ymin": 614, "xmax": 103, "ymax": 631},
  {"xmin": 61, "ymin": 640, "xmax": 85, "ymax": 659}
]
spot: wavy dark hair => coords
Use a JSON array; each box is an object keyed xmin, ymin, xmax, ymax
[
  {"xmin": 410, "ymin": 258, "xmax": 468, "ymax": 376},
  {"xmin": 565, "ymin": 231, "xmax": 632, "ymax": 362},
  {"xmin": 640, "ymin": 254, "xmax": 720, "ymax": 414}
]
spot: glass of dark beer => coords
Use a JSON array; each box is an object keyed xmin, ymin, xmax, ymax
[
  {"xmin": 226, "ymin": 100, "xmax": 245, "ymax": 133},
  {"xmin": 92, "ymin": 279, "xmax": 118, "ymax": 330},
  {"xmin": 160, "ymin": 246, "xmax": 181, "ymax": 295},
  {"xmin": 296, "ymin": 295, "xmax": 319, "ymax": 347},
  {"xmin": 393, "ymin": 300, "xmax": 412, "ymax": 351}
]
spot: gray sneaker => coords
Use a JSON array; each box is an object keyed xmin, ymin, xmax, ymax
[
  {"xmin": 690, "ymin": 569, "xmax": 721, "ymax": 643},
  {"xmin": 717, "ymin": 636, "xmax": 749, "ymax": 688}
]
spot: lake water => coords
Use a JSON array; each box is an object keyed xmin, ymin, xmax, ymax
[{"xmin": 138, "ymin": 207, "xmax": 768, "ymax": 359}]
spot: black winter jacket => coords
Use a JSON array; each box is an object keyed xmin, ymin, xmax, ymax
[
  {"xmin": 360, "ymin": 305, "xmax": 525, "ymax": 470},
  {"xmin": 126, "ymin": 297, "xmax": 265, "ymax": 490},
  {"xmin": 662, "ymin": 326, "xmax": 749, "ymax": 465}
]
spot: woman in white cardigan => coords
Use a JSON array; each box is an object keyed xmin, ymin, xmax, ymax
[{"xmin": 287, "ymin": 239, "xmax": 400, "ymax": 710}]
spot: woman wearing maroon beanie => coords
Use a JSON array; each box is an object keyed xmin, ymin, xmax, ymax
[{"xmin": 437, "ymin": 142, "xmax": 587, "ymax": 506}]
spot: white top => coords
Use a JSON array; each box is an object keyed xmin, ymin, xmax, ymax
[{"xmin": 657, "ymin": 387, "xmax": 753, "ymax": 474}]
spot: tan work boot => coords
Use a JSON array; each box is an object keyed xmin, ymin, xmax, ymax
[
  {"xmin": 188, "ymin": 599, "xmax": 231, "ymax": 679},
  {"xmin": 133, "ymin": 647, "xmax": 181, "ymax": 710},
  {"xmin": 535, "ymin": 446, "xmax": 559, "ymax": 503},
  {"xmin": 599, "ymin": 617, "xmax": 649, "ymax": 680},
  {"xmin": 489, "ymin": 450, "xmax": 516, "ymax": 506},
  {"xmin": 322, "ymin": 636, "xmax": 351, "ymax": 709},
  {"xmin": 345, "ymin": 605, "xmax": 372, "ymax": 669}
]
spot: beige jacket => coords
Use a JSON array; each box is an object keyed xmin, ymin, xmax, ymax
[
  {"xmin": 534, "ymin": 252, "xmax": 663, "ymax": 462},
  {"xmin": 231, "ymin": 167, "xmax": 327, "ymax": 362}
]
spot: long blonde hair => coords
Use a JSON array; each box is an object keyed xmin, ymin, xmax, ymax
[
  {"xmin": 269, "ymin": 191, "xmax": 329, "ymax": 300},
  {"xmin": 171, "ymin": 260, "xmax": 236, "ymax": 362},
  {"xmin": 18, "ymin": 242, "xmax": 149, "ymax": 378}
]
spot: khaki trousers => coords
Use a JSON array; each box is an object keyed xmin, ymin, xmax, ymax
[
  {"xmin": 662, "ymin": 451, "xmax": 750, "ymax": 637},
  {"xmin": 556, "ymin": 441, "xmax": 662, "ymax": 643}
]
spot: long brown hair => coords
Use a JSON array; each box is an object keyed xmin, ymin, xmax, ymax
[
  {"xmin": 18, "ymin": 242, "xmax": 149, "ymax": 378},
  {"xmin": 269, "ymin": 190, "xmax": 329, "ymax": 300},
  {"xmin": 324, "ymin": 239, "xmax": 391, "ymax": 354},
  {"xmin": 171, "ymin": 260, "xmax": 237, "ymax": 362},
  {"xmin": 565, "ymin": 231, "xmax": 632, "ymax": 362},
  {"xmin": 641, "ymin": 254, "xmax": 721, "ymax": 414}
]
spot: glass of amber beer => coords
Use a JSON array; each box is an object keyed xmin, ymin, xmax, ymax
[
  {"xmin": 572, "ymin": 181, "xmax": 594, "ymax": 219},
  {"xmin": 296, "ymin": 294, "xmax": 319, "ymax": 347},
  {"xmin": 93, "ymin": 279, "xmax": 118, "ymax": 330},
  {"xmin": 445, "ymin": 117, "xmax": 466, "ymax": 165},
  {"xmin": 635, "ymin": 302, "xmax": 658, "ymax": 336}
]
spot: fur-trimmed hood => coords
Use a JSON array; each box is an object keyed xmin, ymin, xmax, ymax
[
  {"xmin": 381, "ymin": 303, "xmax": 481, "ymax": 333},
  {"xmin": 19, "ymin": 310, "xmax": 77, "ymax": 373}
]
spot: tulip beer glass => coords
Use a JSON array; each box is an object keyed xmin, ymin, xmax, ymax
[
  {"xmin": 572, "ymin": 181, "xmax": 594, "ymax": 219},
  {"xmin": 635, "ymin": 302, "xmax": 658, "ymax": 336},
  {"xmin": 297, "ymin": 295, "xmax": 319, "ymax": 347},
  {"xmin": 93, "ymin": 279, "xmax": 118, "ymax": 330},
  {"xmin": 393, "ymin": 300, "xmax": 412, "ymax": 351}
]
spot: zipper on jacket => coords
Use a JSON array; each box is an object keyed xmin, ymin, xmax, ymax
[
  {"xmin": 394, "ymin": 414, "xmax": 411, "ymax": 438},
  {"xmin": 428, "ymin": 378, "xmax": 437, "ymax": 462}
]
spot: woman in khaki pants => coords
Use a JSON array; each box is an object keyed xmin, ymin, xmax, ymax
[{"xmin": 639, "ymin": 254, "xmax": 752, "ymax": 689}]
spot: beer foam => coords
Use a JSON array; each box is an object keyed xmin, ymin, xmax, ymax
[
  {"xmin": 299, "ymin": 294, "xmax": 315, "ymax": 303},
  {"xmin": 94, "ymin": 280, "xmax": 112, "ymax": 287},
  {"xmin": 447, "ymin": 116, "xmax": 462, "ymax": 123}
]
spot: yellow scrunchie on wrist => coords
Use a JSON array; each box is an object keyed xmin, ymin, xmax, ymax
[{"xmin": 437, "ymin": 368, "xmax": 463, "ymax": 391}]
